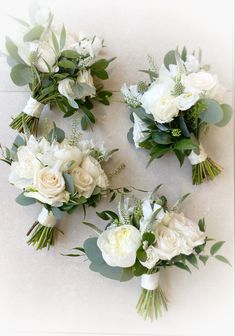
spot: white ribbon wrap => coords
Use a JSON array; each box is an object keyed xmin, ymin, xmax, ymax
[
  {"xmin": 141, "ymin": 273, "xmax": 159, "ymax": 291},
  {"xmin": 188, "ymin": 144, "xmax": 207, "ymax": 165},
  {"xmin": 23, "ymin": 97, "xmax": 44, "ymax": 117},
  {"xmin": 37, "ymin": 208, "xmax": 56, "ymax": 228}
]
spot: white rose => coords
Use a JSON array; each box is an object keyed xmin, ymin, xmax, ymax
[
  {"xmin": 175, "ymin": 90, "xmax": 199, "ymax": 111},
  {"xmin": 9, "ymin": 146, "xmax": 41, "ymax": 189},
  {"xmin": 184, "ymin": 54, "xmax": 200, "ymax": 73},
  {"xmin": 132, "ymin": 113, "xmax": 148, "ymax": 148},
  {"xmin": 75, "ymin": 69, "xmax": 96, "ymax": 100},
  {"xmin": 140, "ymin": 246, "xmax": 160, "ymax": 269},
  {"xmin": 71, "ymin": 166, "xmax": 96, "ymax": 198},
  {"xmin": 25, "ymin": 167, "xmax": 69, "ymax": 206},
  {"xmin": 18, "ymin": 41, "xmax": 56, "ymax": 73},
  {"xmin": 155, "ymin": 225, "xmax": 183, "ymax": 260},
  {"xmin": 54, "ymin": 143, "xmax": 83, "ymax": 171},
  {"xmin": 141, "ymin": 78, "xmax": 179, "ymax": 123},
  {"xmin": 183, "ymin": 71, "xmax": 218, "ymax": 93},
  {"xmin": 168, "ymin": 212, "xmax": 205, "ymax": 252},
  {"xmin": 81, "ymin": 156, "xmax": 109, "ymax": 189},
  {"xmin": 97, "ymin": 225, "xmax": 142, "ymax": 267}
]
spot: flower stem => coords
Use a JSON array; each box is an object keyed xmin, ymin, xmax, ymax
[
  {"xmin": 27, "ymin": 223, "xmax": 56, "ymax": 250},
  {"xmin": 136, "ymin": 287, "xmax": 168, "ymax": 321},
  {"xmin": 10, "ymin": 112, "xmax": 39, "ymax": 135},
  {"xmin": 192, "ymin": 157, "xmax": 222, "ymax": 184}
]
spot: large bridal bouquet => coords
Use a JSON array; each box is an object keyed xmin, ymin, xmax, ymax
[
  {"xmin": 5, "ymin": 7, "xmax": 114, "ymax": 134},
  {"xmin": 121, "ymin": 48, "xmax": 233, "ymax": 184},
  {"xmin": 73, "ymin": 186, "xmax": 230, "ymax": 320},
  {"xmin": 0, "ymin": 123, "xmax": 116, "ymax": 250}
]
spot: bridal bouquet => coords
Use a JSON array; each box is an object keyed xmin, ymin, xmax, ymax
[
  {"xmin": 5, "ymin": 7, "xmax": 114, "ymax": 134},
  {"xmin": 0, "ymin": 123, "xmax": 116, "ymax": 250},
  {"xmin": 72, "ymin": 186, "xmax": 230, "ymax": 320},
  {"xmin": 121, "ymin": 48, "xmax": 233, "ymax": 184}
]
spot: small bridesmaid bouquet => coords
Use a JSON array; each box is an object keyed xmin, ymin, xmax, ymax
[
  {"xmin": 121, "ymin": 48, "xmax": 232, "ymax": 184},
  {"xmin": 71, "ymin": 186, "xmax": 230, "ymax": 320},
  {"xmin": 0, "ymin": 123, "xmax": 116, "ymax": 250},
  {"xmin": 5, "ymin": 7, "xmax": 114, "ymax": 134}
]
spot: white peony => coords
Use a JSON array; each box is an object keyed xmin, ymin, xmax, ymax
[
  {"xmin": 71, "ymin": 166, "xmax": 96, "ymax": 198},
  {"xmin": 81, "ymin": 156, "xmax": 109, "ymax": 189},
  {"xmin": 18, "ymin": 41, "xmax": 56, "ymax": 73},
  {"xmin": 184, "ymin": 54, "xmax": 200, "ymax": 73},
  {"xmin": 25, "ymin": 167, "xmax": 69, "ymax": 206},
  {"xmin": 175, "ymin": 90, "xmax": 199, "ymax": 111},
  {"xmin": 168, "ymin": 212, "xmax": 205, "ymax": 252},
  {"xmin": 140, "ymin": 246, "xmax": 160, "ymax": 269},
  {"xmin": 9, "ymin": 146, "xmax": 41, "ymax": 189},
  {"xmin": 97, "ymin": 225, "xmax": 142, "ymax": 267},
  {"xmin": 183, "ymin": 71, "xmax": 218, "ymax": 93},
  {"xmin": 141, "ymin": 78, "xmax": 179, "ymax": 123},
  {"xmin": 132, "ymin": 113, "xmax": 148, "ymax": 148}
]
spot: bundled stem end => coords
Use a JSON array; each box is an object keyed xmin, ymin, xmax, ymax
[
  {"xmin": 27, "ymin": 222, "xmax": 56, "ymax": 250},
  {"xmin": 136, "ymin": 287, "xmax": 168, "ymax": 321},
  {"xmin": 192, "ymin": 157, "xmax": 222, "ymax": 185},
  {"xmin": 10, "ymin": 112, "xmax": 39, "ymax": 135}
]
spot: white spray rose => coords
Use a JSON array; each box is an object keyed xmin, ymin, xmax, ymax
[
  {"xmin": 25, "ymin": 167, "xmax": 69, "ymax": 206},
  {"xmin": 81, "ymin": 156, "xmax": 109, "ymax": 189},
  {"xmin": 71, "ymin": 166, "xmax": 96, "ymax": 198},
  {"xmin": 97, "ymin": 225, "xmax": 142, "ymax": 267},
  {"xmin": 184, "ymin": 54, "xmax": 200, "ymax": 73},
  {"xmin": 18, "ymin": 41, "xmax": 56, "ymax": 73},
  {"xmin": 183, "ymin": 71, "xmax": 218, "ymax": 93},
  {"xmin": 140, "ymin": 246, "xmax": 160, "ymax": 269},
  {"xmin": 141, "ymin": 78, "xmax": 179, "ymax": 123},
  {"xmin": 9, "ymin": 146, "xmax": 41, "ymax": 189},
  {"xmin": 175, "ymin": 90, "xmax": 199, "ymax": 111},
  {"xmin": 132, "ymin": 113, "xmax": 148, "ymax": 148},
  {"xmin": 168, "ymin": 212, "xmax": 205, "ymax": 252}
]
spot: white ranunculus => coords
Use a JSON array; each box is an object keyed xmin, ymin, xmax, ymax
[
  {"xmin": 141, "ymin": 78, "xmax": 179, "ymax": 123},
  {"xmin": 25, "ymin": 167, "xmax": 69, "ymax": 206},
  {"xmin": 175, "ymin": 90, "xmax": 199, "ymax": 111},
  {"xmin": 121, "ymin": 84, "xmax": 142, "ymax": 108},
  {"xmin": 168, "ymin": 212, "xmax": 205, "ymax": 252},
  {"xmin": 18, "ymin": 41, "xmax": 56, "ymax": 73},
  {"xmin": 71, "ymin": 166, "xmax": 96, "ymax": 198},
  {"xmin": 132, "ymin": 113, "xmax": 148, "ymax": 148},
  {"xmin": 140, "ymin": 246, "xmax": 160, "ymax": 269},
  {"xmin": 81, "ymin": 156, "xmax": 109, "ymax": 189},
  {"xmin": 75, "ymin": 69, "xmax": 96, "ymax": 99},
  {"xmin": 9, "ymin": 146, "xmax": 41, "ymax": 189},
  {"xmin": 139, "ymin": 199, "xmax": 165, "ymax": 233},
  {"xmin": 183, "ymin": 71, "xmax": 218, "ymax": 93},
  {"xmin": 184, "ymin": 54, "xmax": 200, "ymax": 73},
  {"xmin": 97, "ymin": 225, "xmax": 142, "ymax": 267},
  {"xmin": 155, "ymin": 225, "xmax": 183, "ymax": 260}
]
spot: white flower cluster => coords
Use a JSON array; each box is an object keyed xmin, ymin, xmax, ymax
[
  {"xmin": 9, "ymin": 135, "xmax": 109, "ymax": 207},
  {"xmin": 97, "ymin": 197, "xmax": 205, "ymax": 268},
  {"xmin": 122, "ymin": 51, "xmax": 226, "ymax": 147}
]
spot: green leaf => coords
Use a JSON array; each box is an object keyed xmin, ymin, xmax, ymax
[
  {"xmin": 210, "ymin": 241, "xmax": 225, "ymax": 256},
  {"xmin": 178, "ymin": 116, "xmax": 191, "ymax": 137},
  {"xmin": 23, "ymin": 25, "xmax": 44, "ymax": 42},
  {"xmin": 174, "ymin": 149, "xmax": 185, "ymax": 166},
  {"xmin": 214, "ymin": 255, "xmax": 231, "ymax": 266},
  {"xmin": 199, "ymin": 255, "xmax": 209, "ymax": 265},
  {"xmin": 10, "ymin": 64, "xmax": 32, "ymax": 86},
  {"xmin": 51, "ymin": 32, "xmax": 60, "ymax": 54},
  {"xmin": 11, "ymin": 134, "xmax": 25, "ymax": 152},
  {"xmin": 61, "ymin": 50, "xmax": 80, "ymax": 58},
  {"xmin": 120, "ymin": 267, "xmax": 134, "ymax": 282},
  {"xmin": 164, "ymin": 50, "xmax": 176, "ymax": 70},
  {"xmin": 97, "ymin": 90, "xmax": 112, "ymax": 105},
  {"xmin": 142, "ymin": 232, "xmax": 155, "ymax": 245},
  {"xmin": 136, "ymin": 248, "xmax": 147, "ymax": 262},
  {"xmin": 89, "ymin": 262, "xmax": 123, "ymax": 280},
  {"xmin": 186, "ymin": 254, "xmax": 198, "ymax": 269},
  {"xmin": 152, "ymin": 132, "xmax": 173, "ymax": 145},
  {"xmin": 15, "ymin": 193, "xmax": 36, "ymax": 206},
  {"xmin": 84, "ymin": 237, "xmax": 104, "ymax": 265},
  {"xmin": 174, "ymin": 138, "xmax": 198, "ymax": 151},
  {"xmin": 82, "ymin": 222, "xmax": 102, "ymax": 234},
  {"xmin": 199, "ymin": 99, "xmax": 224, "ymax": 124},
  {"xmin": 63, "ymin": 173, "xmax": 75, "ymax": 195},
  {"xmin": 198, "ymin": 218, "xmax": 206, "ymax": 232},
  {"xmin": 5, "ymin": 37, "xmax": 22, "ymax": 63},
  {"xmin": 58, "ymin": 59, "xmax": 76, "ymax": 69},
  {"xmin": 81, "ymin": 115, "xmax": 90, "ymax": 130},
  {"xmin": 172, "ymin": 193, "xmax": 190, "ymax": 211},
  {"xmin": 127, "ymin": 127, "xmax": 134, "ymax": 145},
  {"xmin": 181, "ymin": 46, "xmax": 187, "ymax": 62},
  {"xmin": 80, "ymin": 105, "xmax": 95, "ymax": 123},
  {"xmin": 216, "ymin": 104, "xmax": 233, "ymax": 127},
  {"xmin": 96, "ymin": 210, "xmax": 119, "ymax": 221},
  {"xmin": 174, "ymin": 261, "xmax": 191, "ymax": 273},
  {"xmin": 48, "ymin": 123, "xmax": 65, "ymax": 143},
  {"xmin": 132, "ymin": 260, "xmax": 148, "ymax": 276},
  {"xmin": 60, "ymin": 25, "xmax": 66, "ymax": 50}
]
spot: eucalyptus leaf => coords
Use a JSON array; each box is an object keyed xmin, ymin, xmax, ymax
[
  {"xmin": 89, "ymin": 262, "xmax": 123, "ymax": 281},
  {"xmin": 127, "ymin": 127, "xmax": 134, "ymax": 145},
  {"xmin": 10, "ymin": 64, "xmax": 32, "ymax": 86},
  {"xmin": 63, "ymin": 173, "xmax": 75, "ymax": 195},
  {"xmin": 84, "ymin": 237, "xmax": 104, "ymax": 265},
  {"xmin": 58, "ymin": 59, "xmax": 76, "ymax": 69},
  {"xmin": 60, "ymin": 25, "xmax": 66, "ymax": 50},
  {"xmin": 5, "ymin": 37, "xmax": 22, "ymax": 63},
  {"xmin": 61, "ymin": 50, "xmax": 80, "ymax": 58},
  {"xmin": 215, "ymin": 104, "xmax": 233, "ymax": 127},
  {"xmin": 15, "ymin": 193, "xmax": 36, "ymax": 206},
  {"xmin": 23, "ymin": 25, "xmax": 44, "ymax": 42},
  {"xmin": 199, "ymin": 99, "xmax": 224, "ymax": 124},
  {"xmin": 164, "ymin": 50, "xmax": 176, "ymax": 70}
]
